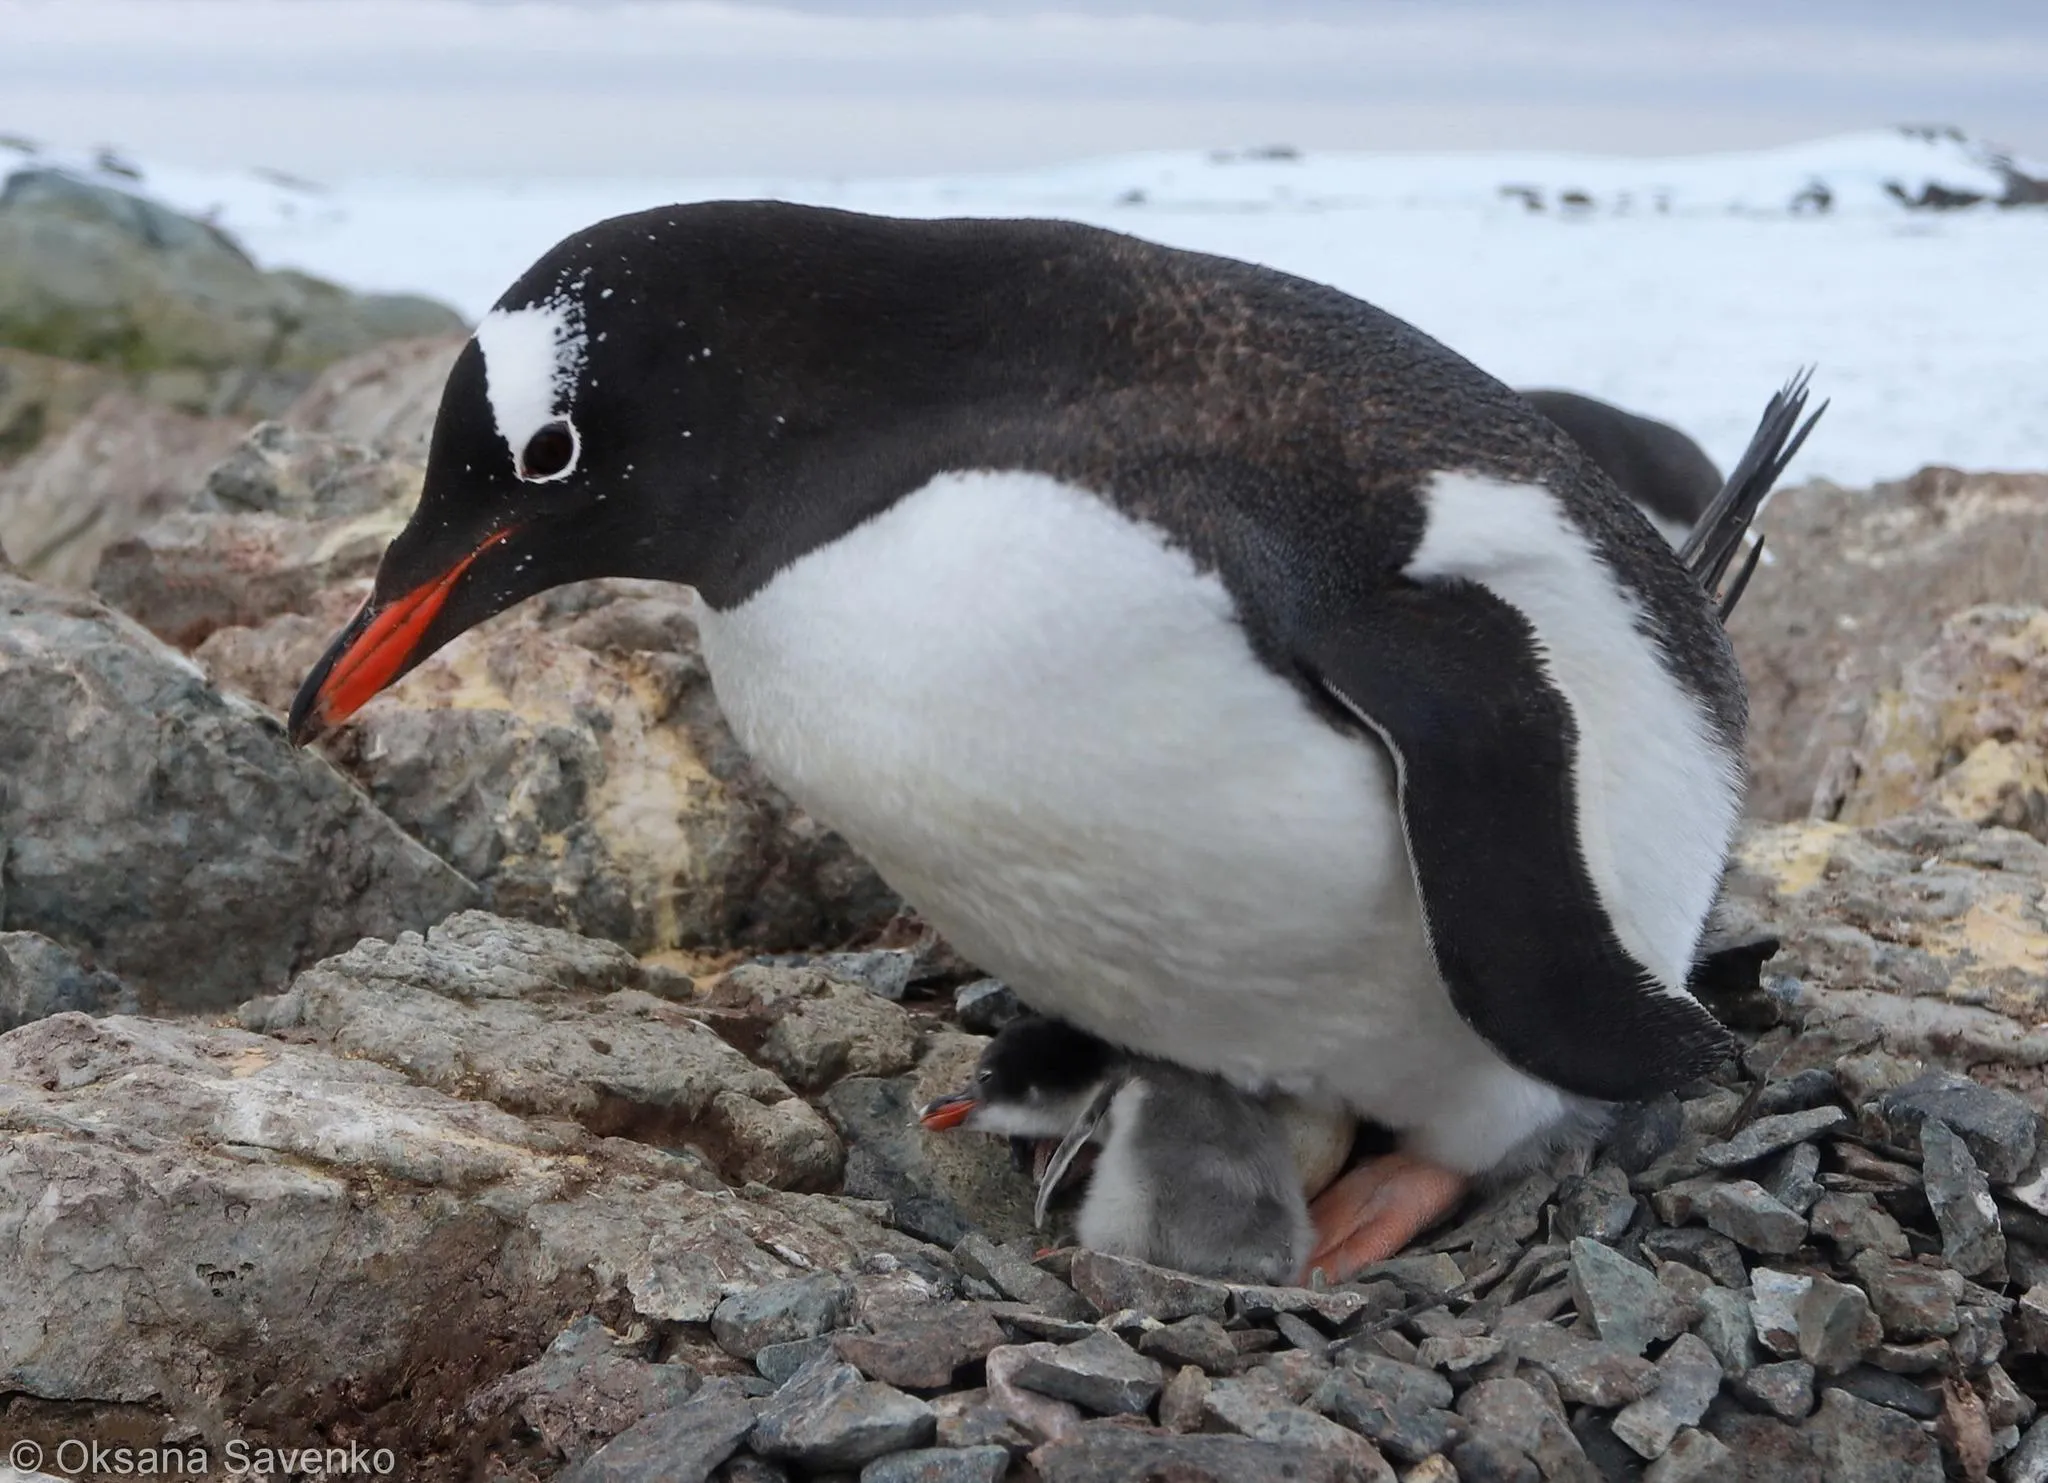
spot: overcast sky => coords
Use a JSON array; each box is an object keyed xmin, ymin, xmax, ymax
[{"xmin": 4, "ymin": 0, "xmax": 2044, "ymax": 180}]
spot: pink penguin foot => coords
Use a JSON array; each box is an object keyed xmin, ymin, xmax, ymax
[{"xmin": 1300, "ymin": 1153, "xmax": 1470, "ymax": 1284}]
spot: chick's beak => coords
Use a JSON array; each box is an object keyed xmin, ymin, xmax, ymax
[{"xmin": 917, "ymin": 1091, "xmax": 978, "ymax": 1131}]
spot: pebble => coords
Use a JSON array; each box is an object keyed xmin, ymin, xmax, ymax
[
  {"xmin": 951, "ymin": 979, "xmax": 1022, "ymax": 1033},
  {"xmin": 1869, "ymin": 1339, "xmax": 1948, "ymax": 1373},
  {"xmin": 1692, "ymin": 1285, "xmax": 1758, "ymax": 1376},
  {"xmin": 1805, "ymin": 1388, "xmax": 1944, "ymax": 1483},
  {"xmin": 1753, "ymin": 1068, "xmax": 1841, "ymax": 1118},
  {"xmin": 562, "ymin": 1381, "xmax": 758, "ymax": 1483},
  {"xmin": 2012, "ymin": 1416, "xmax": 2048, "ymax": 1483},
  {"xmin": 1604, "ymin": 1095, "xmax": 1684, "ymax": 1173},
  {"xmin": 857, "ymin": 1446, "xmax": 1008, "ymax": 1483},
  {"xmin": 1504, "ymin": 1321, "xmax": 1659, "ymax": 1406},
  {"xmin": 1794, "ymin": 1273, "xmax": 1880, "ymax": 1375},
  {"xmin": 1414, "ymin": 1333, "xmax": 1503, "ymax": 1372},
  {"xmin": 713, "ymin": 1276, "xmax": 853, "ymax": 1362},
  {"xmin": 1697, "ymin": 1107, "xmax": 1847, "ymax": 1170},
  {"xmin": 1456, "ymin": 1376, "xmax": 1592, "ymax": 1478},
  {"xmin": 1230, "ymin": 1280, "xmax": 1391, "ymax": 1328},
  {"xmin": 1309, "ymin": 1369, "xmax": 1461, "ymax": 1465},
  {"xmin": 1730, "ymin": 1359, "xmax": 1815, "ymax": 1422},
  {"xmin": 1158, "ymin": 1363, "xmax": 1208, "ymax": 1432},
  {"xmin": 1555, "ymin": 1165, "xmax": 1640, "ymax": 1242},
  {"xmin": 1448, "ymin": 1431, "xmax": 1540, "ymax": 1483},
  {"xmin": 1611, "ymin": 1334, "xmax": 1724, "ymax": 1459},
  {"xmin": 1874, "ymin": 1070, "xmax": 2041, "ymax": 1184},
  {"xmin": 927, "ymin": 1388, "xmax": 1032, "ymax": 1452},
  {"xmin": 982, "ymin": 1347, "xmax": 1082, "ymax": 1443},
  {"xmin": 1335, "ymin": 1350, "xmax": 1455, "ymax": 1412},
  {"xmin": 1699, "ymin": 1180, "xmax": 1809, "ymax": 1255},
  {"xmin": 1950, "ymin": 1296, "xmax": 2008, "ymax": 1371},
  {"xmin": 1138, "ymin": 1315, "xmax": 1240, "ymax": 1373},
  {"xmin": 748, "ymin": 1358, "xmax": 936, "ymax": 1471},
  {"xmin": 1848, "ymin": 1253, "xmax": 1962, "ymax": 1339},
  {"xmin": 1822, "ymin": 1366, "xmax": 1940, "ymax": 1421},
  {"xmin": 1202, "ymin": 1375, "xmax": 1392, "ymax": 1473},
  {"xmin": 1065, "ymin": 1249, "xmax": 1231, "ymax": 1321},
  {"xmin": 1642, "ymin": 1427, "xmax": 1736, "ymax": 1483},
  {"xmin": 713, "ymin": 1459, "xmax": 789, "ymax": 1483},
  {"xmin": 2020, "ymin": 1283, "xmax": 2048, "ymax": 1353},
  {"xmin": 1568, "ymin": 1237, "xmax": 1692, "ymax": 1354},
  {"xmin": 952, "ymin": 1235, "xmax": 1091, "ymax": 1322},
  {"xmin": 833, "ymin": 1305, "xmax": 1008, "ymax": 1389},
  {"xmin": 1806, "ymin": 1191, "xmax": 1910, "ymax": 1259},
  {"xmin": 1030, "ymin": 1424, "xmax": 1386, "ymax": 1483},
  {"xmin": 1357, "ymin": 1251, "xmax": 1465, "ymax": 1301},
  {"xmin": 1002, "ymin": 1331, "xmax": 1164, "ymax": 1416},
  {"xmin": 756, "ymin": 1337, "xmax": 837, "ymax": 1386},
  {"xmin": 1761, "ymin": 1141, "xmax": 1824, "ymax": 1215},
  {"xmin": 1919, "ymin": 1117, "xmax": 2007, "ymax": 1278},
  {"xmin": 1640, "ymin": 1226, "xmax": 1749, "ymax": 1289},
  {"xmin": 1748, "ymin": 1268, "xmax": 1811, "ymax": 1356}
]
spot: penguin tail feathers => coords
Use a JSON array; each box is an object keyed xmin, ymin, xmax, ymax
[{"xmin": 1680, "ymin": 370, "xmax": 1826, "ymax": 621}]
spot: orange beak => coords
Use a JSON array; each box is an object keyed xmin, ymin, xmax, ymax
[
  {"xmin": 918, "ymin": 1092, "xmax": 977, "ymax": 1131},
  {"xmin": 288, "ymin": 529, "xmax": 511, "ymax": 743}
]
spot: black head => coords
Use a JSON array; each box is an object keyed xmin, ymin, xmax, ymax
[{"xmin": 917, "ymin": 1015, "xmax": 1123, "ymax": 1137}]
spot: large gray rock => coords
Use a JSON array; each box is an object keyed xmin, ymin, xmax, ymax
[
  {"xmin": 0, "ymin": 575, "xmax": 474, "ymax": 1009},
  {"xmin": 282, "ymin": 332, "xmax": 466, "ymax": 456},
  {"xmin": 242, "ymin": 911, "xmax": 844, "ymax": 1191},
  {"xmin": 0, "ymin": 169, "xmax": 462, "ymax": 413},
  {"xmin": 0, "ymin": 1011, "xmax": 928, "ymax": 1458},
  {"xmin": 0, "ymin": 930, "xmax": 134, "ymax": 1030}
]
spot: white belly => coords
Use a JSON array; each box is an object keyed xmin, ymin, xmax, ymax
[{"xmin": 696, "ymin": 470, "xmax": 1568, "ymax": 1171}]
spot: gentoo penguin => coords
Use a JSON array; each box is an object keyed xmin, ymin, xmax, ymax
[
  {"xmin": 287, "ymin": 202, "xmax": 1816, "ymax": 1279},
  {"xmin": 919, "ymin": 1017, "xmax": 1320, "ymax": 1283},
  {"xmin": 1521, "ymin": 389, "xmax": 1723, "ymax": 545}
]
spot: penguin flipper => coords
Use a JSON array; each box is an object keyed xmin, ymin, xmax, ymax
[{"xmin": 1302, "ymin": 581, "xmax": 1734, "ymax": 1102}]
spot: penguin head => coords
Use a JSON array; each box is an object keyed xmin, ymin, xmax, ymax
[{"xmin": 918, "ymin": 1017, "xmax": 1124, "ymax": 1140}]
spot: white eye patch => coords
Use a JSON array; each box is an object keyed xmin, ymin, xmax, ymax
[{"xmin": 475, "ymin": 299, "xmax": 587, "ymax": 483}]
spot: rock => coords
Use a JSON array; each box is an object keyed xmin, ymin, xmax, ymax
[
  {"xmin": 1357, "ymin": 1251, "xmax": 1465, "ymax": 1301},
  {"xmin": 953, "ymin": 979, "xmax": 1023, "ymax": 1034},
  {"xmin": 982, "ymin": 1346, "xmax": 1083, "ymax": 1444},
  {"xmin": 858, "ymin": 1446, "xmax": 1010, "ymax": 1483},
  {"xmin": 827, "ymin": 1060, "xmax": 1040, "ymax": 1247},
  {"xmin": 0, "ymin": 930, "xmax": 133, "ymax": 1030},
  {"xmin": 0, "ymin": 392, "xmax": 244, "ymax": 587},
  {"xmin": 929, "ymin": 1387, "xmax": 1033, "ymax": 1451},
  {"xmin": 1725, "ymin": 469, "xmax": 2048, "ymax": 820},
  {"xmin": 1500, "ymin": 1322, "xmax": 1659, "ymax": 1407},
  {"xmin": 1003, "ymin": 1332, "xmax": 1164, "ymax": 1416},
  {"xmin": 747, "ymin": 1357, "xmax": 935, "ymax": 1471},
  {"xmin": 1720, "ymin": 815, "xmax": 2048, "ymax": 1074},
  {"xmin": 2012, "ymin": 1417, "xmax": 2048, "ymax": 1483},
  {"xmin": 193, "ymin": 609, "xmax": 351, "ymax": 712},
  {"xmin": 1835, "ymin": 605, "xmax": 2048, "ymax": 844},
  {"xmin": 1203, "ymin": 1376, "xmax": 1392, "ymax": 1474},
  {"xmin": 1232, "ymin": 1282, "xmax": 1391, "ymax": 1329},
  {"xmin": 1604, "ymin": 1095, "xmax": 1685, "ymax": 1174},
  {"xmin": 1612, "ymin": 1335, "xmax": 1723, "ymax": 1459},
  {"xmin": 250, "ymin": 911, "xmax": 843, "ymax": 1191},
  {"xmin": 753, "ymin": 980, "xmax": 922, "ymax": 1093},
  {"xmin": 1950, "ymin": 1292, "xmax": 2007, "ymax": 1371},
  {"xmin": 1555, "ymin": 1165, "xmax": 1639, "ymax": 1242},
  {"xmin": 1448, "ymin": 1432, "xmax": 1540, "ymax": 1483},
  {"xmin": 833, "ymin": 1304, "xmax": 1008, "ymax": 1389},
  {"xmin": 1068, "ymin": 1250, "xmax": 1231, "ymax": 1322},
  {"xmin": 465, "ymin": 1316, "xmax": 703, "ymax": 1466},
  {"xmin": 756, "ymin": 1337, "xmax": 836, "ymax": 1385},
  {"xmin": 1139, "ymin": 1316, "xmax": 1239, "ymax": 1373},
  {"xmin": 1760, "ymin": 1142, "xmax": 1824, "ymax": 1215},
  {"xmin": 1803, "ymin": 1388, "xmax": 1943, "ymax": 1483},
  {"xmin": 1730, "ymin": 1360, "xmax": 1814, "ymax": 1422},
  {"xmin": 1794, "ymin": 1275, "xmax": 1880, "ymax": 1375},
  {"xmin": 1918, "ymin": 1117, "xmax": 2006, "ymax": 1278},
  {"xmin": 0, "ymin": 1012, "xmax": 926, "ymax": 1460},
  {"xmin": 713, "ymin": 1276, "xmax": 853, "ymax": 1361},
  {"xmin": 712, "ymin": 1460, "xmax": 789, "ymax": 1483},
  {"xmin": 1697, "ymin": 1108, "xmax": 1846, "ymax": 1170},
  {"xmin": 1848, "ymin": 1253, "xmax": 1962, "ymax": 1339},
  {"xmin": 1310, "ymin": 1370, "xmax": 1460, "ymax": 1463},
  {"xmin": 0, "ymin": 344, "xmax": 123, "ymax": 464},
  {"xmin": 1031, "ymin": 1423, "xmax": 1385, "ymax": 1483},
  {"xmin": 2019, "ymin": 1283, "xmax": 2048, "ymax": 1353},
  {"xmin": 1869, "ymin": 1339, "xmax": 1948, "ymax": 1373},
  {"xmin": 1569, "ymin": 1237, "xmax": 1692, "ymax": 1353},
  {"xmin": 0, "ymin": 169, "xmax": 462, "ymax": 411},
  {"xmin": 197, "ymin": 420, "xmax": 422, "ymax": 519},
  {"xmin": 94, "ymin": 506, "xmax": 399, "ymax": 650},
  {"xmin": 1749, "ymin": 1269, "xmax": 1811, "ymax": 1356},
  {"xmin": 1806, "ymin": 1192, "xmax": 1910, "ymax": 1260},
  {"xmin": 1822, "ymin": 1366, "xmax": 1939, "ymax": 1421},
  {"xmin": 1642, "ymin": 1428, "xmax": 1735, "ymax": 1483},
  {"xmin": 953, "ymin": 1235, "xmax": 1091, "ymax": 1321},
  {"xmin": 1699, "ymin": 1181, "xmax": 1809, "ymax": 1256},
  {"xmin": 1872, "ymin": 1070, "xmax": 2040, "ymax": 1184},
  {"xmin": 1641, "ymin": 1227, "xmax": 1749, "ymax": 1290},
  {"xmin": 1752, "ymin": 1068, "xmax": 1841, "ymax": 1118},
  {"xmin": 320, "ymin": 586, "xmax": 897, "ymax": 955},
  {"xmin": 282, "ymin": 332, "xmax": 467, "ymax": 455},
  {"xmin": 559, "ymin": 1379, "xmax": 758, "ymax": 1483},
  {"xmin": 1703, "ymin": 1406, "xmax": 1825, "ymax": 1483},
  {"xmin": 1413, "ymin": 1333, "xmax": 1502, "ymax": 1372},
  {"xmin": 1455, "ymin": 1376, "xmax": 1593, "ymax": 1479},
  {"xmin": 1692, "ymin": 1285, "xmax": 1759, "ymax": 1376},
  {"xmin": 0, "ymin": 575, "xmax": 475, "ymax": 1009},
  {"xmin": 1333, "ymin": 1351, "xmax": 1455, "ymax": 1413},
  {"xmin": 1159, "ymin": 1364, "xmax": 1208, "ymax": 1432}
]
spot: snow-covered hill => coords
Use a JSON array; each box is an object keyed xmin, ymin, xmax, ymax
[{"xmin": 5, "ymin": 126, "xmax": 2045, "ymax": 483}]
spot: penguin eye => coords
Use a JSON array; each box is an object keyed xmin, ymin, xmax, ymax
[
  {"xmin": 518, "ymin": 419, "xmax": 579, "ymax": 481},
  {"xmin": 976, "ymin": 1068, "xmax": 992, "ymax": 1084}
]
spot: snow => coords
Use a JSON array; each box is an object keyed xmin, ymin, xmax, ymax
[{"xmin": 5, "ymin": 126, "xmax": 2044, "ymax": 485}]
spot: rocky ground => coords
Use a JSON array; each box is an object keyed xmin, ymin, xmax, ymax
[{"xmin": 7, "ymin": 176, "xmax": 2048, "ymax": 1482}]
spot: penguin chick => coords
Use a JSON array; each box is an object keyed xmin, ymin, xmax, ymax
[{"xmin": 921, "ymin": 1019, "xmax": 1315, "ymax": 1284}]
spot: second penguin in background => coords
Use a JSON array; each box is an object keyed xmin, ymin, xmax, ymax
[{"xmin": 921, "ymin": 1017, "xmax": 1348, "ymax": 1284}]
